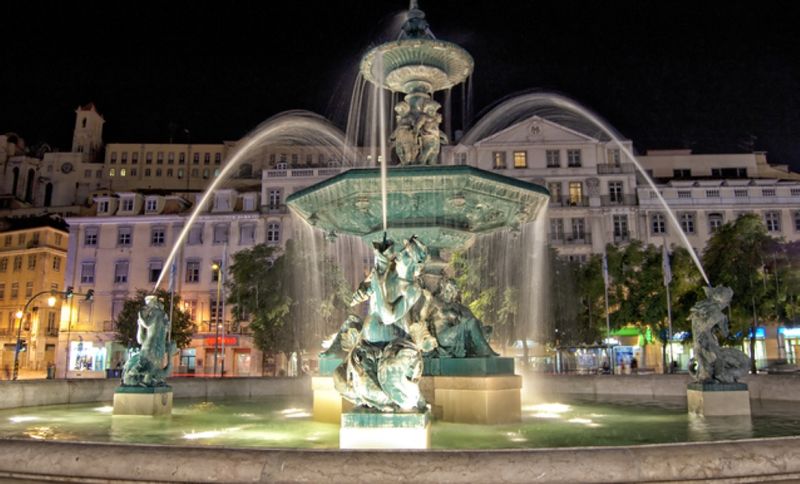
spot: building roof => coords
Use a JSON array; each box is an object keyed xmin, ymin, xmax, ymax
[{"xmin": 0, "ymin": 214, "xmax": 68, "ymax": 233}]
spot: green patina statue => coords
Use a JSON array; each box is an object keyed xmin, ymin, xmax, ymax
[
  {"xmin": 122, "ymin": 296, "xmax": 176, "ymax": 387},
  {"xmin": 330, "ymin": 236, "xmax": 436, "ymax": 412},
  {"xmin": 688, "ymin": 286, "xmax": 749, "ymax": 384}
]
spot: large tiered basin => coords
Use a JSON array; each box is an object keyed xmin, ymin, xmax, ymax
[{"xmin": 286, "ymin": 165, "xmax": 550, "ymax": 251}]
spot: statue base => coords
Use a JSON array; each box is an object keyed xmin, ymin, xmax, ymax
[
  {"xmin": 433, "ymin": 375, "xmax": 521, "ymax": 424},
  {"xmin": 311, "ymin": 376, "xmax": 352, "ymax": 424},
  {"xmin": 340, "ymin": 410, "xmax": 431, "ymax": 449},
  {"xmin": 687, "ymin": 382, "xmax": 751, "ymax": 417},
  {"xmin": 113, "ymin": 386, "xmax": 173, "ymax": 416}
]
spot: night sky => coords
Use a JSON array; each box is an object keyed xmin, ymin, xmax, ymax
[{"xmin": 3, "ymin": 1, "xmax": 799, "ymax": 171}]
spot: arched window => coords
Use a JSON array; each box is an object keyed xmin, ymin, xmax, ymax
[
  {"xmin": 82, "ymin": 117, "xmax": 87, "ymax": 128},
  {"xmin": 44, "ymin": 183, "xmax": 53, "ymax": 207},
  {"xmin": 24, "ymin": 168, "xmax": 35, "ymax": 203},
  {"xmin": 11, "ymin": 167, "xmax": 19, "ymax": 197}
]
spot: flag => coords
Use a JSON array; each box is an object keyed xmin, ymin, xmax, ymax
[
  {"xmin": 168, "ymin": 260, "xmax": 177, "ymax": 292},
  {"xmin": 662, "ymin": 243, "xmax": 672, "ymax": 287},
  {"xmin": 602, "ymin": 251, "xmax": 609, "ymax": 287}
]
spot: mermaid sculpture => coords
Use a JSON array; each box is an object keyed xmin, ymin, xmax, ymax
[{"xmin": 121, "ymin": 296, "xmax": 176, "ymax": 387}]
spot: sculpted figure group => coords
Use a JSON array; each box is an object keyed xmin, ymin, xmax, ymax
[
  {"xmin": 324, "ymin": 235, "xmax": 496, "ymax": 412},
  {"xmin": 391, "ymin": 94, "xmax": 449, "ymax": 166},
  {"xmin": 121, "ymin": 296, "xmax": 176, "ymax": 387}
]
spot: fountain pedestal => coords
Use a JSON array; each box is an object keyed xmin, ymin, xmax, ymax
[
  {"xmin": 340, "ymin": 411, "xmax": 431, "ymax": 450},
  {"xmin": 113, "ymin": 386, "xmax": 173, "ymax": 416},
  {"xmin": 687, "ymin": 382, "xmax": 751, "ymax": 417},
  {"xmin": 424, "ymin": 357, "xmax": 521, "ymax": 424}
]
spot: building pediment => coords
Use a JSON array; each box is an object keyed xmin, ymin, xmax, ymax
[{"xmin": 473, "ymin": 116, "xmax": 598, "ymax": 146}]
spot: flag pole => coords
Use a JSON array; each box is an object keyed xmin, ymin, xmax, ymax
[
  {"xmin": 602, "ymin": 250, "xmax": 613, "ymax": 375},
  {"xmin": 663, "ymin": 237, "xmax": 674, "ymax": 372}
]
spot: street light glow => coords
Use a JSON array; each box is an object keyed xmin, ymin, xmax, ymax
[
  {"xmin": 15, "ymin": 310, "xmax": 23, "ymax": 319},
  {"xmin": 47, "ymin": 296, "xmax": 57, "ymax": 307}
]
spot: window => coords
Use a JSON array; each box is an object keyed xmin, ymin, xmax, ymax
[
  {"xmin": 96, "ymin": 169, "xmax": 103, "ymax": 178},
  {"xmin": 0, "ymin": 258, "xmax": 6, "ymax": 272},
  {"xmin": 188, "ymin": 225, "xmax": 203, "ymax": 245},
  {"xmin": 179, "ymin": 153, "xmax": 186, "ymax": 164},
  {"xmin": 27, "ymin": 254, "xmax": 36, "ymax": 270},
  {"xmin": 157, "ymin": 152, "xmax": 164, "ymax": 164},
  {"xmin": 177, "ymin": 168, "xmax": 184, "ymax": 179},
  {"xmin": 203, "ymin": 168, "xmax": 210, "ymax": 179},
  {"xmin": 268, "ymin": 189, "xmax": 282, "ymax": 208},
  {"xmin": 108, "ymin": 168, "xmax": 115, "ymax": 177},
  {"xmin": 121, "ymin": 153, "xmax": 128, "ymax": 163},
  {"xmin": 110, "ymin": 152, "xmax": 118, "ymax": 163},
  {"xmin": 131, "ymin": 153, "xmax": 138, "ymax": 164},
  {"xmin": 168, "ymin": 152, "xmax": 175, "ymax": 164},
  {"xmin": 706, "ymin": 190, "xmax": 720, "ymax": 198},
  {"xmin": 121, "ymin": 198, "xmax": 134, "ymax": 211},
  {"xmin": 794, "ymin": 211, "xmax": 800, "ymax": 232},
  {"xmin": 114, "ymin": 260, "xmax": 129, "ymax": 284},
  {"xmin": 571, "ymin": 218, "xmax": 586, "ymax": 240},
  {"xmin": 673, "ymin": 169, "xmax": 691, "ymax": 179},
  {"xmin": 185, "ymin": 300, "xmax": 197, "ymax": 323},
  {"xmin": 712, "ymin": 167, "xmax": 747, "ymax": 178},
  {"xmin": 213, "ymin": 224, "xmax": 229, "ymax": 244},
  {"xmin": 764, "ymin": 211, "xmax": 781, "ymax": 232},
  {"xmin": 117, "ymin": 226, "xmax": 132, "ymax": 247},
  {"xmin": 80, "ymin": 262, "xmax": 95, "ymax": 284},
  {"xmin": 4, "ymin": 235, "xmax": 11, "ymax": 247},
  {"xmin": 25, "ymin": 282, "xmax": 33, "ymax": 298},
  {"xmin": 492, "ymin": 152, "xmax": 506, "ymax": 169},
  {"xmin": 13, "ymin": 256, "xmax": 22, "ymax": 271},
  {"xmin": 203, "ymin": 153, "xmax": 211, "ymax": 164},
  {"xmin": 0, "ymin": 284, "xmax": 4, "ymax": 300},
  {"xmin": 568, "ymin": 182, "xmax": 583, "ymax": 206},
  {"xmin": 567, "ymin": 149, "xmax": 582, "ymax": 167},
  {"xmin": 18, "ymin": 234, "xmax": 25, "ymax": 245},
  {"xmin": 145, "ymin": 198, "xmax": 158, "ymax": 213},
  {"xmin": 211, "ymin": 260, "xmax": 222, "ymax": 282},
  {"xmin": 97, "ymin": 200, "xmax": 109, "ymax": 213},
  {"xmin": 84, "ymin": 169, "xmax": 92, "ymax": 178},
  {"xmin": 680, "ymin": 213, "xmax": 695, "ymax": 234},
  {"xmin": 84, "ymin": 227, "xmax": 99, "ymax": 246},
  {"xmin": 193, "ymin": 153, "xmax": 200, "ymax": 164},
  {"xmin": 546, "ymin": 150, "xmax": 560, "ymax": 168},
  {"xmin": 52, "ymin": 256, "xmax": 61, "ymax": 272},
  {"xmin": 54, "ymin": 233, "xmax": 62, "ymax": 245},
  {"xmin": 148, "ymin": 260, "xmax": 163, "ymax": 284},
  {"xmin": 167, "ymin": 169, "xmax": 173, "ymax": 177},
  {"xmin": 735, "ymin": 189, "xmax": 748, "ymax": 198},
  {"xmin": 145, "ymin": 168, "xmax": 151, "ymax": 177},
  {"xmin": 549, "ymin": 218, "xmax": 564, "ymax": 241},
  {"xmin": 267, "ymin": 222, "xmax": 281, "ymax": 244},
  {"xmin": 791, "ymin": 188, "xmax": 800, "ymax": 197},
  {"xmin": 608, "ymin": 181, "xmax": 623, "ymax": 203},
  {"xmin": 151, "ymin": 226, "xmax": 166, "ymax": 246},
  {"xmin": 146, "ymin": 152, "xmax": 153, "ymax": 164},
  {"xmin": 215, "ymin": 153, "xmax": 222, "ymax": 164},
  {"xmin": 608, "ymin": 148, "xmax": 621, "ymax": 166},
  {"xmin": 243, "ymin": 196, "xmax": 255, "ymax": 212},
  {"xmin": 613, "ymin": 214, "xmax": 629, "ymax": 240},
  {"xmin": 239, "ymin": 223, "xmax": 256, "ymax": 245},
  {"xmin": 513, "ymin": 151, "xmax": 527, "ymax": 168},
  {"xmin": 156, "ymin": 168, "xmax": 162, "ymax": 177},
  {"xmin": 708, "ymin": 213, "xmax": 724, "ymax": 233},
  {"xmin": 11, "ymin": 283, "xmax": 18, "ymax": 299},
  {"xmin": 185, "ymin": 260, "xmax": 200, "ymax": 283},
  {"xmin": 210, "ymin": 299, "xmax": 223, "ymax": 325},
  {"xmin": 291, "ymin": 154, "xmax": 298, "ymax": 164},
  {"xmin": 762, "ymin": 188, "xmax": 776, "ymax": 197},
  {"xmin": 31, "ymin": 232, "xmax": 39, "ymax": 245},
  {"xmin": 46, "ymin": 313, "xmax": 56, "ymax": 335},
  {"xmin": 677, "ymin": 191, "xmax": 691, "ymax": 199},
  {"xmin": 455, "ymin": 153, "xmax": 467, "ymax": 165},
  {"xmin": 547, "ymin": 182, "xmax": 562, "ymax": 203}
]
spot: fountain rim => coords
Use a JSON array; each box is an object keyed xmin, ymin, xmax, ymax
[{"xmin": 286, "ymin": 165, "xmax": 551, "ymax": 205}]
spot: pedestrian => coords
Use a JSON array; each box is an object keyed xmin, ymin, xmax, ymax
[
  {"xmin": 631, "ymin": 357, "xmax": 638, "ymax": 374},
  {"xmin": 3, "ymin": 365, "xmax": 10, "ymax": 380}
]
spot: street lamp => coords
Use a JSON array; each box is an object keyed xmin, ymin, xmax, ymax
[{"xmin": 211, "ymin": 262, "xmax": 222, "ymax": 377}]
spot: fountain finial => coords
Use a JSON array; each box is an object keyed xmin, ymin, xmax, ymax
[{"xmin": 401, "ymin": 0, "xmax": 432, "ymax": 39}]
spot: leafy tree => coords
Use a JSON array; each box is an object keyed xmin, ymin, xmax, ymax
[
  {"xmin": 114, "ymin": 289, "xmax": 194, "ymax": 349},
  {"xmin": 703, "ymin": 214, "xmax": 779, "ymax": 371},
  {"xmin": 227, "ymin": 240, "xmax": 350, "ymax": 375}
]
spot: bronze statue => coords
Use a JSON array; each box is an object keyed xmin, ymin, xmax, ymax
[{"xmin": 121, "ymin": 296, "xmax": 176, "ymax": 387}]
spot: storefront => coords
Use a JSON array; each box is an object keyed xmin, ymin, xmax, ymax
[
  {"xmin": 779, "ymin": 327, "xmax": 800, "ymax": 364},
  {"xmin": 182, "ymin": 333, "xmax": 263, "ymax": 377},
  {"xmin": 741, "ymin": 327, "xmax": 768, "ymax": 370}
]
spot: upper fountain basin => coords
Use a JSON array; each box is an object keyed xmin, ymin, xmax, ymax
[
  {"xmin": 286, "ymin": 165, "xmax": 549, "ymax": 251},
  {"xmin": 360, "ymin": 39, "xmax": 474, "ymax": 93}
]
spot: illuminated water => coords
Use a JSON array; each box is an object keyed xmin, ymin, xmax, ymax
[{"xmin": 2, "ymin": 396, "xmax": 800, "ymax": 449}]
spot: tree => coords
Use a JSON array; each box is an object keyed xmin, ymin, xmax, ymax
[
  {"xmin": 227, "ymin": 240, "xmax": 350, "ymax": 375},
  {"xmin": 703, "ymin": 214, "xmax": 779, "ymax": 371},
  {"xmin": 114, "ymin": 289, "xmax": 194, "ymax": 350}
]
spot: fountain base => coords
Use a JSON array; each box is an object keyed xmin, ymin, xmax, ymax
[
  {"xmin": 434, "ymin": 375, "xmax": 522, "ymax": 424},
  {"xmin": 311, "ymin": 376, "xmax": 352, "ymax": 424},
  {"xmin": 687, "ymin": 383, "xmax": 751, "ymax": 417},
  {"xmin": 340, "ymin": 410, "xmax": 431, "ymax": 449},
  {"xmin": 113, "ymin": 386, "xmax": 173, "ymax": 416}
]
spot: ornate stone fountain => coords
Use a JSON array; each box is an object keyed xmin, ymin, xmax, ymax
[{"xmin": 287, "ymin": 2, "xmax": 549, "ymax": 448}]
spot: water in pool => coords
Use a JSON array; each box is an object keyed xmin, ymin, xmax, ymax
[{"xmin": 1, "ymin": 396, "xmax": 799, "ymax": 449}]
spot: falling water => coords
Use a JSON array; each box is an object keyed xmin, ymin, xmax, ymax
[
  {"xmin": 376, "ymin": 51, "xmax": 389, "ymax": 232},
  {"xmin": 462, "ymin": 91, "xmax": 710, "ymax": 286},
  {"xmin": 153, "ymin": 111, "xmax": 352, "ymax": 290}
]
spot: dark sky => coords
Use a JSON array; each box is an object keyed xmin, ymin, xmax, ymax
[{"xmin": 3, "ymin": 1, "xmax": 800, "ymax": 171}]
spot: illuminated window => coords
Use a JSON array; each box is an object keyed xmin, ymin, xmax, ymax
[
  {"xmin": 568, "ymin": 182, "xmax": 583, "ymax": 206},
  {"xmin": 492, "ymin": 152, "xmax": 506, "ymax": 169},
  {"xmin": 109, "ymin": 168, "xmax": 115, "ymax": 177},
  {"xmin": 119, "ymin": 168, "xmax": 127, "ymax": 177},
  {"xmin": 513, "ymin": 151, "xmax": 527, "ymax": 168}
]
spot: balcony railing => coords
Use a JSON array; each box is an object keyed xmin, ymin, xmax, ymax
[
  {"xmin": 600, "ymin": 194, "xmax": 637, "ymax": 206},
  {"xmin": 549, "ymin": 196, "xmax": 590, "ymax": 207},
  {"xmin": 265, "ymin": 168, "xmax": 342, "ymax": 179},
  {"xmin": 613, "ymin": 231, "xmax": 631, "ymax": 243},
  {"xmin": 550, "ymin": 232, "xmax": 593, "ymax": 245},
  {"xmin": 597, "ymin": 163, "xmax": 636, "ymax": 175},
  {"xmin": 263, "ymin": 204, "xmax": 288, "ymax": 214}
]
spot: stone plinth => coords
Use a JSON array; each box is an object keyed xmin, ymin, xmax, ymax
[
  {"xmin": 687, "ymin": 382, "xmax": 751, "ymax": 417},
  {"xmin": 113, "ymin": 386, "xmax": 173, "ymax": 416},
  {"xmin": 311, "ymin": 376, "xmax": 352, "ymax": 424},
  {"xmin": 340, "ymin": 411, "xmax": 431, "ymax": 449},
  {"xmin": 423, "ymin": 356, "xmax": 515, "ymax": 376},
  {"xmin": 434, "ymin": 375, "xmax": 521, "ymax": 424}
]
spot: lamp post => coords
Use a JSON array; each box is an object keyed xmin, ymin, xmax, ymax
[
  {"xmin": 12, "ymin": 289, "xmax": 65, "ymax": 380},
  {"xmin": 211, "ymin": 262, "xmax": 222, "ymax": 377}
]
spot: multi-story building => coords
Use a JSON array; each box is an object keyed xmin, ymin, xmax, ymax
[
  {"xmin": 61, "ymin": 188, "xmax": 278, "ymax": 378},
  {"xmin": 0, "ymin": 217, "xmax": 68, "ymax": 376}
]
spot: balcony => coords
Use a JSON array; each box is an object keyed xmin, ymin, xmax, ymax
[
  {"xmin": 262, "ymin": 204, "xmax": 288, "ymax": 214},
  {"xmin": 600, "ymin": 194, "xmax": 637, "ymax": 206},
  {"xmin": 613, "ymin": 231, "xmax": 631, "ymax": 243},
  {"xmin": 549, "ymin": 196, "xmax": 589, "ymax": 208},
  {"xmin": 597, "ymin": 163, "xmax": 636, "ymax": 175},
  {"xmin": 265, "ymin": 168, "xmax": 342, "ymax": 179},
  {"xmin": 550, "ymin": 232, "xmax": 593, "ymax": 246}
]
